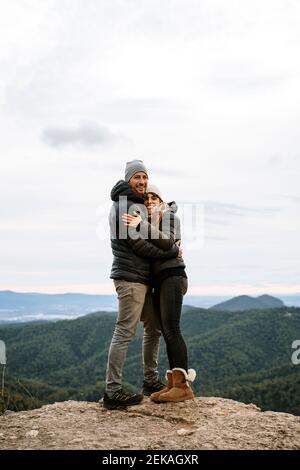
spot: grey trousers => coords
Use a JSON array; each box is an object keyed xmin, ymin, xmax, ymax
[{"xmin": 105, "ymin": 280, "xmax": 161, "ymax": 396}]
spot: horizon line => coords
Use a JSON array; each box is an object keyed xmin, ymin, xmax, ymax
[{"xmin": 1, "ymin": 288, "xmax": 300, "ymax": 298}]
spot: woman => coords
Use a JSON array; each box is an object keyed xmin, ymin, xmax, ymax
[{"xmin": 122, "ymin": 184, "xmax": 196, "ymax": 402}]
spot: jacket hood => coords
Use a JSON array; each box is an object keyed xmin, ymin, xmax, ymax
[
  {"xmin": 110, "ymin": 180, "xmax": 146, "ymax": 203},
  {"xmin": 166, "ymin": 201, "xmax": 178, "ymax": 213}
]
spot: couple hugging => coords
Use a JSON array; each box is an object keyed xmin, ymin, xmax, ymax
[{"xmin": 103, "ymin": 160, "xmax": 196, "ymax": 410}]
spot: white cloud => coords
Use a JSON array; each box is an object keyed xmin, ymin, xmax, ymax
[
  {"xmin": 41, "ymin": 122, "xmax": 116, "ymax": 148},
  {"xmin": 1, "ymin": 0, "xmax": 300, "ymax": 294}
]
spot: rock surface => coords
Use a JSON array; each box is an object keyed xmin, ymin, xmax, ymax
[{"xmin": 0, "ymin": 397, "xmax": 300, "ymax": 450}]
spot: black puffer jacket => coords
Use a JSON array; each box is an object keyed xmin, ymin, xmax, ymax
[
  {"xmin": 109, "ymin": 180, "xmax": 179, "ymax": 284},
  {"xmin": 139, "ymin": 202, "xmax": 186, "ymax": 281}
]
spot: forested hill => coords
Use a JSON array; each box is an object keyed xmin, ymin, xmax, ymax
[
  {"xmin": 1, "ymin": 307, "xmax": 300, "ymax": 415},
  {"xmin": 210, "ymin": 294, "xmax": 285, "ymax": 311}
]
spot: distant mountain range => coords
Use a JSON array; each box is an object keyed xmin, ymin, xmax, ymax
[
  {"xmin": 0, "ymin": 290, "xmax": 117, "ymax": 323},
  {"xmin": 210, "ymin": 294, "xmax": 285, "ymax": 312},
  {"xmin": 0, "ymin": 290, "xmax": 299, "ymax": 323},
  {"xmin": 0, "ymin": 291, "xmax": 228, "ymax": 323}
]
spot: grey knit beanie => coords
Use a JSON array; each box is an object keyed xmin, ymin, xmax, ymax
[
  {"xmin": 147, "ymin": 183, "xmax": 164, "ymax": 202},
  {"xmin": 125, "ymin": 159, "xmax": 148, "ymax": 182}
]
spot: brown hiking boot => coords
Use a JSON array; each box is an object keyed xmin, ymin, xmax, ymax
[
  {"xmin": 150, "ymin": 370, "xmax": 173, "ymax": 403},
  {"xmin": 158, "ymin": 368, "xmax": 196, "ymax": 403}
]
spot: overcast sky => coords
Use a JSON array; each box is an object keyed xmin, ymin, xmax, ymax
[{"xmin": 1, "ymin": 0, "xmax": 300, "ymax": 296}]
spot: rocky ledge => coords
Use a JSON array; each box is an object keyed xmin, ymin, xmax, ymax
[{"xmin": 0, "ymin": 397, "xmax": 300, "ymax": 450}]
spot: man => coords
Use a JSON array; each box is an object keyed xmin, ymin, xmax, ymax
[{"xmin": 103, "ymin": 160, "xmax": 180, "ymax": 410}]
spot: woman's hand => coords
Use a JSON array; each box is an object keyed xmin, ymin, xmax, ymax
[
  {"xmin": 122, "ymin": 213, "xmax": 142, "ymax": 228},
  {"xmin": 147, "ymin": 202, "xmax": 166, "ymax": 224},
  {"xmin": 176, "ymin": 240, "xmax": 183, "ymax": 257}
]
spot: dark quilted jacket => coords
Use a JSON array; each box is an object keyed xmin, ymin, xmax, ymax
[
  {"xmin": 139, "ymin": 202, "xmax": 186, "ymax": 278},
  {"xmin": 145, "ymin": 202, "xmax": 186, "ymax": 278},
  {"xmin": 109, "ymin": 180, "xmax": 179, "ymax": 284}
]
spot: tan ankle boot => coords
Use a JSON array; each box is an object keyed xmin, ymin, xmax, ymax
[
  {"xmin": 158, "ymin": 368, "xmax": 196, "ymax": 403},
  {"xmin": 150, "ymin": 370, "xmax": 173, "ymax": 402}
]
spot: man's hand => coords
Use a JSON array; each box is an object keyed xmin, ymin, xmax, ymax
[{"xmin": 122, "ymin": 212, "xmax": 142, "ymax": 228}]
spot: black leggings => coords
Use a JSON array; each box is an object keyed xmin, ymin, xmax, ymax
[{"xmin": 153, "ymin": 276, "xmax": 188, "ymax": 372}]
